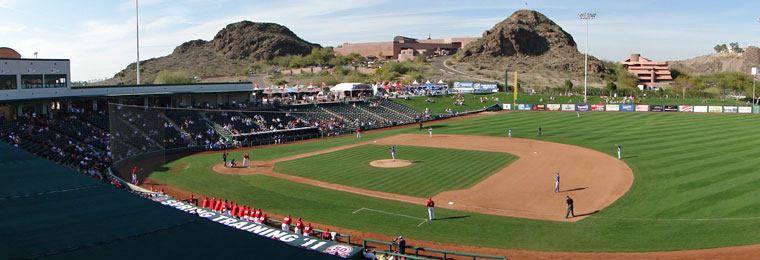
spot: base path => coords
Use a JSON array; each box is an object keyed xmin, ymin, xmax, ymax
[{"xmin": 214, "ymin": 134, "xmax": 633, "ymax": 222}]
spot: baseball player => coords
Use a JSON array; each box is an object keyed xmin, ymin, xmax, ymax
[
  {"xmin": 426, "ymin": 197, "xmax": 436, "ymax": 220},
  {"xmin": 508, "ymin": 128, "xmax": 512, "ymax": 138},
  {"xmin": 617, "ymin": 144, "xmax": 622, "ymax": 159},
  {"xmin": 390, "ymin": 146, "xmax": 396, "ymax": 162},
  {"xmin": 428, "ymin": 127, "xmax": 433, "ymax": 138},
  {"xmin": 565, "ymin": 196, "xmax": 575, "ymax": 218},
  {"xmin": 131, "ymin": 166, "xmax": 138, "ymax": 185},
  {"xmin": 538, "ymin": 125, "xmax": 542, "ymax": 136},
  {"xmin": 303, "ymin": 223, "xmax": 312, "ymax": 237},
  {"xmin": 577, "ymin": 111, "xmax": 580, "ymax": 118},
  {"xmin": 294, "ymin": 217, "xmax": 304, "ymax": 234},
  {"xmin": 243, "ymin": 153, "xmax": 249, "ymax": 167},
  {"xmin": 222, "ymin": 152, "xmax": 228, "ymax": 167},
  {"xmin": 282, "ymin": 214, "xmax": 291, "ymax": 231},
  {"xmin": 554, "ymin": 172, "xmax": 560, "ymax": 193},
  {"xmin": 356, "ymin": 128, "xmax": 361, "ymax": 138}
]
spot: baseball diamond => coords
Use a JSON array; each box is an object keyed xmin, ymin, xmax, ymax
[{"xmin": 133, "ymin": 111, "xmax": 760, "ymax": 258}]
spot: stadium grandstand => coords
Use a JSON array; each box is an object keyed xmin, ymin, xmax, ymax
[{"xmin": 1, "ymin": 51, "xmax": 478, "ymax": 260}]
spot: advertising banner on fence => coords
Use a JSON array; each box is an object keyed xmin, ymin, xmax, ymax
[
  {"xmin": 635, "ymin": 105, "xmax": 649, "ymax": 112},
  {"xmin": 679, "ymin": 105, "xmax": 693, "ymax": 112},
  {"xmin": 739, "ymin": 106, "xmax": 752, "ymax": 114},
  {"xmin": 562, "ymin": 104, "xmax": 576, "ymax": 111},
  {"xmin": 650, "ymin": 105, "xmax": 664, "ymax": 112},
  {"xmin": 606, "ymin": 105, "xmax": 620, "ymax": 111},
  {"xmin": 518, "ymin": 104, "xmax": 532, "ymax": 111},
  {"xmin": 533, "ymin": 104, "xmax": 546, "ymax": 111},
  {"xmin": 723, "ymin": 106, "xmax": 738, "ymax": 113},
  {"xmin": 547, "ymin": 104, "xmax": 561, "ymax": 111},
  {"xmin": 664, "ymin": 105, "xmax": 678, "ymax": 112},
  {"xmin": 152, "ymin": 196, "xmax": 361, "ymax": 259},
  {"xmin": 502, "ymin": 104, "xmax": 512, "ymax": 110},
  {"xmin": 709, "ymin": 106, "xmax": 723, "ymax": 113},
  {"xmin": 621, "ymin": 104, "xmax": 634, "ymax": 111},
  {"xmin": 591, "ymin": 104, "xmax": 605, "ymax": 111},
  {"xmin": 694, "ymin": 106, "xmax": 708, "ymax": 113},
  {"xmin": 576, "ymin": 104, "xmax": 590, "ymax": 111}
]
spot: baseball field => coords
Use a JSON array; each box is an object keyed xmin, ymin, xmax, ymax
[{"xmin": 144, "ymin": 111, "xmax": 760, "ymax": 254}]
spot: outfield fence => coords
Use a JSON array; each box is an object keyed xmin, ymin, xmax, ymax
[
  {"xmin": 502, "ymin": 103, "xmax": 760, "ymax": 114},
  {"xmin": 363, "ymin": 238, "xmax": 507, "ymax": 260}
]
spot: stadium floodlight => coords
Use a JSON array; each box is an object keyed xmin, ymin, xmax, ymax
[
  {"xmin": 753, "ymin": 67, "xmax": 757, "ymax": 105},
  {"xmin": 579, "ymin": 12, "xmax": 596, "ymax": 103},
  {"xmin": 136, "ymin": 0, "xmax": 141, "ymax": 85}
]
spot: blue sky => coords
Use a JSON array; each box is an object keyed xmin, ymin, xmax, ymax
[{"xmin": 0, "ymin": 0, "xmax": 758, "ymax": 81}]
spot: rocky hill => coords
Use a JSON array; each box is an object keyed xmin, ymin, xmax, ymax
[
  {"xmin": 454, "ymin": 10, "xmax": 607, "ymax": 87},
  {"xmin": 669, "ymin": 46, "xmax": 760, "ymax": 75},
  {"xmin": 103, "ymin": 21, "xmax": 318, "ymax": 85}
]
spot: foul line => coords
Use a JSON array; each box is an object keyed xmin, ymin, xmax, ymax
[{"xmin": 353, "ymin": 208, "xmax": 428, "ymax": 227}]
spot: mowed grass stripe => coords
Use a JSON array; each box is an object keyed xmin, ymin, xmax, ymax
[{"xmin": 273, "ymin": 145, "xmax": 517, "ymax": 197}]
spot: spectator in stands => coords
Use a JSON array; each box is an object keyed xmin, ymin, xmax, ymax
[{"xmin": 396, "ymin": 236, "xmax": 406, "ymax": 255}]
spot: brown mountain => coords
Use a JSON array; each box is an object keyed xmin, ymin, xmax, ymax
[
  {"xmin": 104, "ymin": 21, "xmax": 318, "ymax": 84},
  {"xmin": 669, "ymin": 46, "xmax": 760, "ymax": 75},
  {"xmin": 454, "ymin": 10, "xmax": 607, "ymax": 87}
]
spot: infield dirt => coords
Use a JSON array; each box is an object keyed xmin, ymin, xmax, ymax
[{"xmin": 214, "ymin": 134, "xmax": 633, "ymax": 222}]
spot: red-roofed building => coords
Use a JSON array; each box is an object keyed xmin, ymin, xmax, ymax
[{"xmin": 620, "ymin": 54, "xmax": 673, "ymax": 88}]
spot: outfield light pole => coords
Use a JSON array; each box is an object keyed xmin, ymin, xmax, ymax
[
  {"xmin": 579, "ymin": 12, "xmax": 596, "ymax": 103},
  {"xmin": 136, "ymin": 0, "xmax": 141, "ymax": 85}
]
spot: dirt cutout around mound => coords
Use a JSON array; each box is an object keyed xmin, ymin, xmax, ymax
[
  {"xmin": 214, "ymin": 134, "xmax": 633, "ymax": 222},
  {"xmin": 369, "ymin": 159, "xmax": 412, "ymax": 168}
]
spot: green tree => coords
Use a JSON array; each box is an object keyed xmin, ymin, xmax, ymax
[
  {"xmin": 729, "ymin": 42, "xmax": 741, "ymax": 53},
  {"xmin": 154, "ymin": 70, "xmax": 194, "ymax": 84},
  {"xmin": 606, "ymin": 81, "xmax": 617, "ymax": 95},
  {"xmin": 564, "ymin": 79, "xmax": 573, "ymax": 90}
]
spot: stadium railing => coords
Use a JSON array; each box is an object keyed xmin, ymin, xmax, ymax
[
  {"xmin": 363, "ymin": 238, "xmax": 507, "ymax": 260},
  {"xmin": 268, "ymin": 218, "xmax": 351, "ymax": 244}
]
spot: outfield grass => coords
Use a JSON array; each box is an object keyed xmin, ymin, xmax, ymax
[
  {"xmin": 148, "ymin": 111, "xmax": 760, "ymax": 252},
  {"xmin": 274, "ymin": 145, "xmax": 517, "ymax": 197}
]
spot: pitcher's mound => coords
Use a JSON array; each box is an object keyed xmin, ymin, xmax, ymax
[{"xmin": 370, "ymin": 159, "xmax": 412, "ymax": 168}]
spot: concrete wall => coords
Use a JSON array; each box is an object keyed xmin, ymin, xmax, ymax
[
  {"xmin": 0, "ymin": 59, "xmax": 70, "ymax": 89},
  {"xmin": 0, "ymin": 82, "xmax": 253, "ymax": 102}
]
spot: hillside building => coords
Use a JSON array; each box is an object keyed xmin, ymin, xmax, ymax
[
  {"xmin": 620, "ymin": 54, "xmax": 673, "ymax": 88},
  {"xmin": 334, "ymin": 36, "xmax": 478, "ymax": 61}
]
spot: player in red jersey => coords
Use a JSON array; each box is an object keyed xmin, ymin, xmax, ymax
[
  {"xmin": 294, "ymin": 217, "xmax": 303, "ymax": 234},
  {"xmin": 426, "ymin": 197, "xmax": 436, "ymax": 220},
  {"xmin": 282, "ymin": 214, "xmax": 291, "ymax": 231}
]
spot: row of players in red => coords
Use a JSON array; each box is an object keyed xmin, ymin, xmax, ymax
[{"xmin": 185, "ymin": 195, "xmax": 334, "ymax": 240}]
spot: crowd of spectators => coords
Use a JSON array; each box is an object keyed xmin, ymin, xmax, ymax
[{"xmin": 0, "ymin": 111, "xmax": 127, "ymax": 190}]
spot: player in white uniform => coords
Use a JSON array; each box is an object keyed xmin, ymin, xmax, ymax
[
  {"xmin": 428, "ymin": 127, "xmax": 433, "ymax": 138},
  {"xmin": 390, "ymin": 146, "xmax": 396, "ymax": 162},
  {"xmin": 508, "ymin": 128, "xmax": 512, "ymax": 138},
  {"xmin": 554, "ymin": 172, "xmax": 560, "ymax": 193},
  {"xmin": 617, "ymin": 145, "xmax": 622, "ymax": 159}
]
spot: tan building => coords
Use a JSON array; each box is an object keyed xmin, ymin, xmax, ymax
[
  {"xmin": 334, "ymin": 36, "xmax": 478, "ymax": 60},
  {"xmin": 620, "ymin": 54, "xmax": 673, "ymax": 87}
]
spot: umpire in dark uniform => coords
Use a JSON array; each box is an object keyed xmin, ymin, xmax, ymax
[{"xmin": 565, "ymin": 196, "xmax": 575, "ymax": 218}]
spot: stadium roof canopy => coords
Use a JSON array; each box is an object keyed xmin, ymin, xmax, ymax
[{"xmin": 0, "ymin": 141, "xmax": 359, "ymax": 259}]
